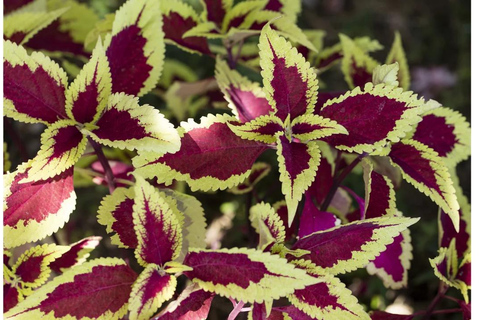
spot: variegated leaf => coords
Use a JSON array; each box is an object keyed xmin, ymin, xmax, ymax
[
  {"xmin": 318, "ymin": 83, "xmax": 424, "ymax": 155},
  {"xmin": 5, "ymin": 258, "xmax": 138, "ymax": 320},
  {"xmin": 290, "ymin": 217, "xmax": 419, "ymax": 275},
  {"xmin": 262, "ymin": 0, "xmax": 301, "ymax": 22},
  {"xmin": 128, "ymin": 264, "xmax": 176, "ymax": 320},
  {"xmin": 250, "ymin": 202, "xmax": 286, "ymax": 247},
  {"xmin": 259, "ymin": 24, "xmax": 318, "ymax": 121},
  {"xmin": 87, "ymin": 93, "xmax": 180, "ymax": 153},
  {"xmin": 21, "ymin": 120, "xmax": 87, "ymax": 183},
  {"xmin": 133, "ymin": 114, "xmax": 268, "ymax": 191},
  {"xmin": 4, "ymin": 283, "xmax": 22, "ymax": 313},
  {"xmin": 215, "ymin": 58, "xmax": 272, "ymax": 123},
  {"xmin": 105, "ymin": 0, "xmax": 164, "ymax": 96},
  {"xmin": 12, "ymin": 244, "xmax": 69, "ymax": 289},
  {"xmin": 183, "ymin": 248, "xmax": 319, "ymax": 303},
  {"xmin": 291, "ymin": 114, "xmax": 347, "ymax": 142},
  {"xmin": 372, "ymin": 63, "xmax": 400, "ymax": 87},
  {"xmin": 4, "ymin": 164, "xmax": 76, "ymax": 249},
  {"xmin": 277, "ymin": 136, "xmax": 320, "ymax": 226},
  {"xmin": 4, "ymin": 40, "xmax": 68, "ymax": 124},
  {"xmin": 133, "ymin": 177, "xmax": 182, "ymax": 266},
  {"xmin": 160, "ymin": 0, "xmax": 211, "ymax": 55},
  {"xmin": 201, "ymin": 0, "xmax": 233, "ymax": 27},
  {"xmin": 339, "ymin": 34, "xmax": 379, "ymax": 89},
  {"xmin": 370, "ymin": 311, "xmax": 414, "ymax": 320},
  {"xmin": 156, "ymin": 285, "xmax": 214, "ymax": 320},
  {"xmin": 229, "ymin": 114, "xmax": 283, "ymax": 144},
  {"xmin": 97, "ymin": 187, "xmax": 137, "ymax": 248},
  {"xmin": 222, "ymin": 1, "xmax": 266, "ymax": 32},
  {"xmin": 50, "ymin": 236, "xmax": 102, "ymax": 273},
  {"xmin": 385, "ymin": 32, "xmax": 410, "ymax": 90},
  {"xmin": 288, "ymin": 274, "xmax": 369, "ymax": 319},
  {"xmin": 4, "ymin": 8, "xmax": 67, "ymax": 45},
  {"xmin": 298, "ymin": 197, "xmax": 339, "ymax": 238},
  {"xmin": 389, "ymin": 139, "xmax": 459, "ymax": 230},
  {"xmin": 410, "ymin": 107, "xmax": 471, "ymax": 167},
  {"xmin": 65, "ymin": 39, "xmax": 112, "ymax": 124}
]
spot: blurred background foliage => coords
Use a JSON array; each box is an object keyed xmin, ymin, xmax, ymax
[{"xmin": 4, "ymin": 0, "xmax": 470, "ymax": 319}]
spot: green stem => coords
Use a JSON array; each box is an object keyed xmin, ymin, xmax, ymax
[
  {"xmin": 320, "ymin": 153, "xmax": 366, "ymax": 212},
  {"xmin": 87, "ymin": 137, "xmax": 116, "ymax": 193}
]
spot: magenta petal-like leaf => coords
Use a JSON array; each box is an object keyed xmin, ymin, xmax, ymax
[
  {"xmin": 4, "ymin": 165, "xmax": 76, "ymax": 249},
  {"xmin": 318, "ymin": 83, "xmax": 423, "ymax": 154},
  {"xmin": 157, "ymin": 286, "xmax": 214, "ymax": 320},
  {"xmin": 202, "ymin": 0, "xmax": 228, "ymax": 26},
  {"xmin": 50, "ymin": 236, "xmax": 102, "ymax": 273},
  {"xmin": 362, "ymin": 160, "xmax": 396, "ymax": 219},
  {"xmin": 298, "ymin": 195, "xmax": 339, "ymax": 238},
  {"xmin": 440, "ymin": 208, "xmax": 469, "ymax": 259},
  {"xmin": 291, "ymin": 217, "xmax": 418, "ymax": 275},
  {"xmin": 133, "ymin": 114, "xmax": 268, "ymax": 191},
  {"xmin": 105, "ymin": 0, "xmax": 163, "ymax": 96},
  {"xmin": 4, "ymin": 284, "xmax": 21, "ymax": 313},
  {"xmin": 4, "ymin": 40, "xmax": 68, "ymax": 124},
  {"xmin": 133, "ymin": 178, "xmax": 182, "ymax": 266},
  {"xmin": 5, "ymin": 258, "xmax": 137, "ymax": 320}
]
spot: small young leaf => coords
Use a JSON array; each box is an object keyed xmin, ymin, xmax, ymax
[
  {"xmin": 372, "ymin": 63, "xmax": 400, "ymax": 87},
  {"xmin": 128, "ymin": 264, "xmax": 176, "ymax": 320},
  {"xmin": 133, "ymin": 114, "xmax": 268, "ymax": 191},
  {"xmin": 5, "ymin": 258, "xmax": 138, "ymax": 320},
  {"xmin": 183, "ymin": 247, "xmax": 319, "ymax": 303},
  {"xmin": 259, "ymin": 24, "xmax": 318, "ymax": 121},
  {"xmin": 12, "ymin": 244, "xmax": 69, "ymax": 289},
  {"xmin": 288, "ymin": 274, "xmax": 370, "ymax": 320},
  {"xmin": 4, "ymin": 40, "xmax": 68, "ymax": 124},
  {"xmin": 97, "ymin": 187, "xmax": 137, "ymax": 249},
  {"xmin": 105, "ymin": 0, "xmax": 164, "ymax": 96},
  {"xmin": 290, "ymin": 217, "xmax": 419, "ymax": 275},
  {"xmin": 250, "ymin": 202, "xmax": 286, "ymax": 247},
  {"xmin": 49, "ymin": 236, "xmax": 102, "ymax": 273},
  {"xmin": 65, "ymin": 39, "xmax": 112, "ymax": 124},
  {"xmin": 133, "ymin": 177, "xmax": 183, "ymax": 266},
  {"xmin": 4, "ymin": 164, "xmax": 76, "ymax": 249},
  {"xmin": 229, "ymin": 162, "xmax": 271, "ymax": 194},
  {"xmin": 385, "ymin": 32, "xmax": 410, "ymax": 90}
]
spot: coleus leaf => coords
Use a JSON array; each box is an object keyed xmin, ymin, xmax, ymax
[
  {"xmin": 133, "ymin": 177, "xmax": 183, "ymax": 266},
  {"xmin": 128, "ymin": 264, "xmax": 177, "ymax": 320},
  {"xmin": 385, "ymin": 32, "xmax": 410, "ymax": 90},
  {"xmin": 86, "ymin": 93, "xmax": 180, "ymax": 153},
  {"xmin": 318, "ymin": 83, "xmax": 424, "ymax": 155},
  {"xmin": 290, "ymin": 217, "xmax": 419, "ymax": 275},
  {"xmin": 222, "ymin": 1, "xmax": 266, "ymax": 32},
  {"xmin": 133, "ymin": 114, "xmax": 268, "ymax": 191},
  {"xmin": 262, "ymin": 0, "xmax": 301, "ymax": 22},
  {"xmin": 201, "ymin": 0, "xmax": 233, "ymax": 27},
  {"xmin": 4, "ymin": 0, "xmax": 40, "ymax": 15},
  {"xmin": 159, "ymin": 0, "xmax": 212, "ymax": 55},
  {"xmin": 12, "ymin": 244, "xmax": 69, "ymax": 290},
  {"xmin": 288, "ymin": 274, "xmax": 370, "ymax": 320},
  {"xmin": 25, "ymin": 0, "xmax": 99, "ymax": 57},
  {"xmin": 50, "ymin": 236, "xmax": 102, "ymax": 273},
  {"xmin": 4, "ymin": 8, "xmax": 68, "ymax": 45},
  {"xmin": 304, "ymin": 142, "xmax": 335, "ymax": 207},
  {"xmin": 5, "ymin": 258, "xmax": 138, "ymax": 320},
  {"xmin": 65, "ymin": 39, "xmax": 112, "ymax": 125},
  {"xmin": 277, "ymin": 136, "xmax": 320, "ymax": 226},
  {"xmin": 4, "ymin": 163, "xmax": 76, "ymax": 249},
  {"xmin": 20, "ymin": 120, "xmax": 87, "ymax": 183},
  {"xmin": 259, "ymin": 24, "xmax": 318, "ymax": 122},
  {"xmin": 3, "ymin": 40, "xmax": 68, "ymax": 124},
  {"xmin": 250, "ymin": 202, "xmax": 286, "ymax": 247},
  {"xmin": 339, "ymin": 34, "xmax": 379, "ymax": 89},
  {"xmin": 410, "ymin": 107, "xmax": 471, "ymax": 167},
  {"xmin": 229, "ymin": 162, "xmax": 271, "ymax": 194},
  {"xmin": 105, "ymin": 0, "xmax": 164, "ymax": 96},
  {"xmin": 183, "ymin": 248, "xmax": 319, "ymax": 303},
  {"xmin": 388, "ymin": 139, "xmax": 460, "ymax": 229},
  {"xmin": 156, "ymin": 285, "xmax": 214, "ymax": 320},
  {"xmin": 4, "ymin": 283, "xmax": 21, "ymax": 313},
  {"xmin": 97, "ymin": 187, "xmax": 137, "ymax": 249},
  {"xmin": 298, "ymin": 197, "xmax": 339, "ymax": 238},
  {"xmin": 215, "ymin": 58, "xmax": 272, "ymax": 123},
  {"xmin": 370, "ymin": 311, "xmax": 414, "ymax": 320},
  {"xmin": 372, "ymin": 63, "xmax": 400, "ymax": 87}
]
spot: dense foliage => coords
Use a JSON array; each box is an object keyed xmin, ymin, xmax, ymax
[{"xmin": 3, "ymin": 0, "xmax": 471, "ymax": 319}]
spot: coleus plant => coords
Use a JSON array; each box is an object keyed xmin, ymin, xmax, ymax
[{"xmin": 3, "ymin": 0, "xmax": 471, "ymax": 319}]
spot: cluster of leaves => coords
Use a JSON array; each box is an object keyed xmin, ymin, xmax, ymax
[{"xmin": 3, "ymin": 0, "xmax": 471, "ymax": 319}]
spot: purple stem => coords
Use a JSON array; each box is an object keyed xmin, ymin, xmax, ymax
[
  {"xmin": 421, "ymin": 285, "xmax": 448, "ymax": 320},
  {"xmin": 87, "ymin": 137, "xmax": 116, "ymax": 193},
  {"xmin": 320, "ymin": 153, "xmax": 367, "ymax": 212}
]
